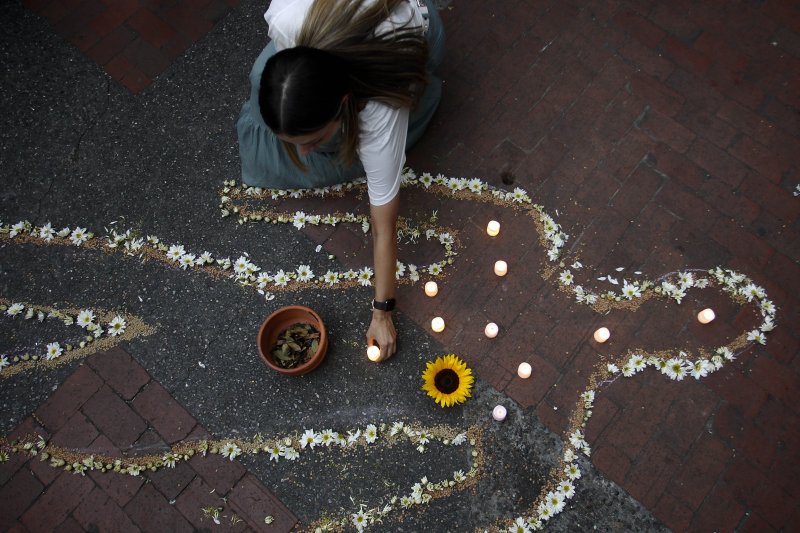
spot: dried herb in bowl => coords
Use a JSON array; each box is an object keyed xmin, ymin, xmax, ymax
[{"xmin": 270, "ymin": 324, "xmax": 320, "ymax": 369}]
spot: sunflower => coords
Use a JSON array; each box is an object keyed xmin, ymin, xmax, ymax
[{"xmin": 421, "ymin": 354, "xmax": 474, "ymax": 407}]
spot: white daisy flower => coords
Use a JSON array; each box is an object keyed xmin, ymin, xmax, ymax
[
  {"xmin": 0, "ymin": 355, "xmax": 9, "ymax": 371},
  {"xmin": 564, "ymin": 463, "xmax": 581, "ymax": 480},
  {"xmin": 57, "ymin": 227, "xmax": 70, "ymax": 238},
  {"xmin": 357, "ymin": 267, "xmax": 373, "ymax": 287},
  {"xmin": 545, "ymin": 490, "xmax": 566, "ymax": 513},
  {"xmin": 162, "ymin": 453, "xmax": 178, "ymax": 468},
  {"xmin": 538, "ymin": 503, "xmax": 553, "ymax": 521},
  {"xmin": 622, "ymin": 363, "xmax": 635, "ymax": 377},
  {"xmin": 621, "ymin": 280, "xmax": 641, "ymax": 299},
  {"xmin": 267, "ymin": 443, "xmax": 283, "ymax": 462},
  {"xmin": 233, "ymin": 256, "xmax": 250, "ymax": 274},
  {"xmin": 322, "ymin": 270, "xmax": 338, "ymax": 286},
  {"xmin": 352, "ymin": 508, "xmax": 369, "ymax": 532},
  {"xmin": 717, "ymin": 347, "xmax": 735, "ymax": 361},
  {"xmin": 166, "ymin": 244, "xmax": 185, "ymax": 262},
  {"xmin": 179, "ymin": 253, "xmax": 195, "ymax": 270},
  {"xmin": 46, "ymin": 342, "xmax": 63, "ymax": 360},
  {"xmin": 509, "ymin": 517, "xmax": 531, "ymax": 533},
  {"xmin": 395, "ymin": 261, "xmax": 406, "ymax": 279},
  {"xmin": 451, "ymin": 432, "xmax": 467, "ymax": 446},
  {"xmin": 39, "ymin": 222, "xmax": 55, "ymax": 241},
  {"xmin": 428, "ymin": 263, "xmax": 443, "ymax": 276},
  {"xmin": 512, "ymin": 187, "xmax": 528, "ymax": 202},
  {"xmin": 77, "ymin": 309, "xmax": 95, "ymax": 328},
  {"xmin": 107, "ymin": 316, "xmax": 126, "ymax": 336},
  {"xmin": 273, "ymin": 270, "xmax": 289, "ymax": 287},
  {"xmin": 467, "ymin": 178, "xmax": 483, "ymax": 193},
  {"xmin": 320, "ymin": 429, "xmax": 337, "ymax": 446},
  {"xmin": 664, "ymin": 358, "xmax": 688, "ymax": 380},
  {"xmin": 559, "ymin": 480, "xmax": 575, "ymax": 498},
  {"xmin": 7, "ymin": 303, "xmax": 24, "ymax": 316},
  {"xmin": 419, "ymin": 173, "xmax": 433, "ymax": 188},
  {"xmin": 300, "ymin": 429, "xmax": 321, "ymax": 449},
  {"xmin": 607, "ymin": 363, "xmax": 619, "ymax": 374},
  {"xmin": 256, "ymin": 272, "xmax": 271, "ymax": 288},
  {"xmin": 9, "ymin": 221, "xmax": 26, "ymax": 237},
  {"xmin": 364, "ymin": 424, "xmax": 378, "ymax": 444},
  {"xmin": 69, "ymin": 227, "xmax": 89, "ymax": 245},
  {"xmin": 453, "ymin": 470, "xmax": 466, "ymax": 483},
  {"xmin": 760, "ymin": 317, "xmax": 775, "ymax": 332},
  {"xmin": 283, "ymin": 446, "xmax": 300, "ymax": 460},
  {"xmin": 690, "ymin": 360, "xmax": 711, "ymax": 379},
  {"xmin": 631, "ymin": 354, "xmax": 646, "ymax": 372},
  {"xmin": 559, "ymin": 270, "xmax": 574, "ymax": 286},
  {"xmin": 346, "ymin": 429, "xmax": 361, "ymax": 445},
  {"xmin": 292, "ymin": 211, "xmax": 307, "ymax": 229},
  {"xmin": 747, "ymin": 329, "xmax": 766, "ymax": 345},
  {"xmin": 220, "ymin": 442, "xmax": 241, "ymax": 461},
  {"xmin": 677, "ymin": 271, "xmax": 694, "ymax": 289},
  {"xmin": 296, "ymin": 265, "xmax": 314, "ymax": 282}
]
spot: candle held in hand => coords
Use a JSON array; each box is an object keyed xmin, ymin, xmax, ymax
[{"xmin": 367, "ymin": 345, "xmax": 381, "ymax": 361}]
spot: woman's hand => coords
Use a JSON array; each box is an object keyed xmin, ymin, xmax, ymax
[{"xmin": 367, "ymin": 309, "xmax": 397, "ymax": 362}]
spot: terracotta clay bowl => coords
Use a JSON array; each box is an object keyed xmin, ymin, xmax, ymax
[{"xmin": 257, "ymin": 305, "xmax": 328, "ymax": 376}]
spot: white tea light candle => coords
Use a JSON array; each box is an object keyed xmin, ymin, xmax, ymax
[
  {"xmin": 367, "ymin": 345, "xmax": 381, "ymax": 361},
  {"xmin": 697, "ymin": 308, "xmax": 715, "ymax": 324},
  {"xmin": 593, "ymin": 327, "xmax": 610, "ymax": 343},
  {"xmin": 494, "ymin": 260, "xmax": 508, "ymax": 276},
  {"xmin": 424, "ymin": 281, "xmax": 438, "ymax": 297},
  {"xmin": 487, "ymin": 220, "xmax": 500, "ymax": 236},
  {"xmin": 492, "ymin": 405, "xmax": 507, "ymax": 421},
  {"xmin": 431, "ymin": 317, "xmax": 445, "ymax": 333},
  {"xmin": 484, "ymin": 322, "xmax": 499, "ymax": 338},
  {"xmin": 517, "ymin": 362, "xmax": 532, "ymax": 379}
]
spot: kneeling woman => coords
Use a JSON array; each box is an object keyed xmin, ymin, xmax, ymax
[{"xmin": 238, "ymin": 0, "xmax": 444, "ymax": 362}]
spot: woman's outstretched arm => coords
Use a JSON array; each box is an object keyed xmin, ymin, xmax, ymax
[{"xmin": 366, "ymin": 194, "xmax": 400, "ymax": 361}]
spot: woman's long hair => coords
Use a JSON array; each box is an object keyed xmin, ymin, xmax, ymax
[{"xmin": 259, "ymin": 0, "xmax": 429, "ymax": 169}]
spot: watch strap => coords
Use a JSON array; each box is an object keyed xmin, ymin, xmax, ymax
[{"xmin": 372, "ymin": 298, "xmax": 396, "ymax": 312}]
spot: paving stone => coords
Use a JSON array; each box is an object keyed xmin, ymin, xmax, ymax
[
  {"xmin": 146, "ymin": 459, "xmax": 197, "ymax": 501},
  {"xmin": 0, "ymin": 468, "xmax": 44, "ymax": 531},
  {"xmin": 72, "ymin": 485, "xmax": 140, "ymax": 533},
  {"xmin": 0, "ymin": 417, "xmax": 47, "ymax": 486},
  {"xmin": 665, "ymin": 434, "xmax": 729, "ymax": 510},
  {"xmin": 35, "ymin": 364, "xmax": 103, "ymax": 433},
  {"xmin": 50, "ymin": 410, "xmax": 100, "ymax": 450},
  {"xmin": 189, "ymin": 447, "xmax": 247, "ymax": 495},
  {"xmin": 132, "ymin": 380, "xmax": 196, "ymax": 444},
  {"xmin": 87, "ymin": 347, "xmax": 151, "ymax": 400},
  {"xmin": 20, "ymin": 468, "xmax": 94, "ymax": 532},
  {"xmin": 80, "ymin": 384, "xmax": 148, "ymax": 449},
  {"xmin": 174, "ymin": 474, "xmax": 236, "ymax": 531},
  {"xmin": 125, "ymin": 482, "xmax": 194, "ymax": 532},
  {"xmin": 227, "ymin": 473, "xmax": 298, "ymax": 532}
]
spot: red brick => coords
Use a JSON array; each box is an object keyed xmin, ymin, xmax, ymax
[
  {"xmin": 687, "ymin": 137, "xmax": 749, "ymax": 188},
  {"xmin": 661, "ymin": 35, "xmax": 712, "ymax": 75},
  {"xmin": 103, "ymin": 54, "xmax": 134, "ymax": 81},
  {"xmin": 650, "ymin": 143, "xmax": 707, "ymax": 191},
  {"xmin": 652, "ymin": 491, "xmax": 693, "ymax": 532},
  {"xmin": 709, "ymin": 218, "xmax": 775, "ymax": 270},
  {"xmin": 0, "ymin": 418, "xmax": 48, "ymax": 485},
  {"xmin": 739, "ymin": 174, "xmax": 799, "ymax": 224},
  {"xmin": 666, "ymin": 434, "xmax": 729, "ymax": 510},
  {"xmin": 614, "ymin": 10, "xmax": 666, "ymax": 49},
  {"xmin": 631, "ymin": 73, "xmax": 685, "ymax": 117},
  {"xmin": 88, "ymin": 0, "xmax": 139, "ymax": 36},
  {"xmin": 35, "ymin": 364, "xmax": 103, "ymax": 432},
  {"xmin": 174, "ymin": 474, "xmax": 231, "ymax": 530},
  {"xmin": 125, "ymin": 482, "xmax": 193, "ymax": 532},
  {"xmin": 162, "ymin": 6, "xmax": 213, "ymax": 41},
  {"xmin": 189, "ymin": 447, "xmax": 247, "ymax": 495},
  {"xmin": 624, "ymin": 440, "xmax": 683, "ymax": 509},
  {"xmin": 503, "ymin": 353, "xmax": 560, "ymax": 409},
  {"xmin": 740, "ymin": 512, "xmax": 779, "ymax": 533},
  {"xmin": 51, "ymin": 410, "xmax": 99, "ymax": 449},
  {"xmin": 127, "ymin": 8, "xmax": 178, "ymax": 49},
  {"xmin": 73, "ymin": 485, "xmax": 139, "ymax": 532},
  {"xmin": 699, "ymin": 177, "xmax": 760, "ymax": 226},
  {"xmin": 534, "ymin": 399, "xmax": 569, "ymax": 434},
  {"xmin": 52, "ymin": 0, "xmax": 105, "ymax": 41},
  {"xmin": 81, "ymin": 384, "xmax": 147, "ymax": 448},
  {"xmin": 656, "ymin": 178, "xmax": 716, "ymax": 223},
  {"xmin": 729, "ymin": 135, "xmax": 790, "ymax": 185},
  {"xmin": 226, "ymin": 473, "xmax": 298, "ymax": 531},
  {"xmin": 648, "ymin": 3, "xmax": 702, "ymax": 42},
  {"xmin": 131, "ymin": 381, "xmax": 196, "ymax": 444},
  {"xmin": 748, "ymin": 356, "xmax": 800, "ymax": 411},
  {"xmin": 121, "ymin": 37, "xmax": 170, "ymax": 80},
  {"xmin": 119, "ymin": 65, "xmax": 152, "ymax": 93},
  {"xmin": 689, "ymin": 481, "xmax": 746, "ymax": 531},
  {"xmin": 591, "ymin": 444, "xmax": 631, "ymax": 484},
  {"xmin": 146, "ymin": 459, "xmax": 196, "ymax": 501},
  {"xmin": 707, "ymin": 62, "xmax": 766, "ymax": 111},
  {"xmin": 764, "ymin": 251, "xmax": 800, "ymax": 300},
  {"xmin": 87, "ymin": 347, "xmax": 150, "ymax": 400},
  {"xmin": 0, "ymin": 468, "xmax": 44, "ymax": 531},
  {"xmin": 637, "ymin": 107, "xmax": 696, "ymax": 153},
  {"xmin": 749, "ymin": 477, "xmax": 796, "ymax": 530},
  {"xmin": 658, "ymin": 386, "xmax": 718, "ymax": 456},
  {"xmin": 87, "ymin": 436, "xmax": 144, "ymax": 507},
  {"xmin": 85, "ymin": 25, "xmax": 137, "ymax": 66},
  {"xmin": 20, "ymin": 469, "xmax": 94, "ymax": 532}
]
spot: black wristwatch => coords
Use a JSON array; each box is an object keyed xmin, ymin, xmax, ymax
[{"xmin": 372, "ymin": 298, "xmax": 396, "ymax": 312}]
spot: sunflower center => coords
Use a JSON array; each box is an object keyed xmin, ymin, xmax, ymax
[{"xmin": 434, "ymin": 369, "xmax": 460, "ymax": 394}]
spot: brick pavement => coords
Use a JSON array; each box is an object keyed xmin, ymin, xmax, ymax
[
  {"xmin": 7, "ymin": 0, "xmax": 800, "ymax": 531},
  {"xmin": 0, "ymin": 348, "xmax": 297, "ymax": 532}
]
